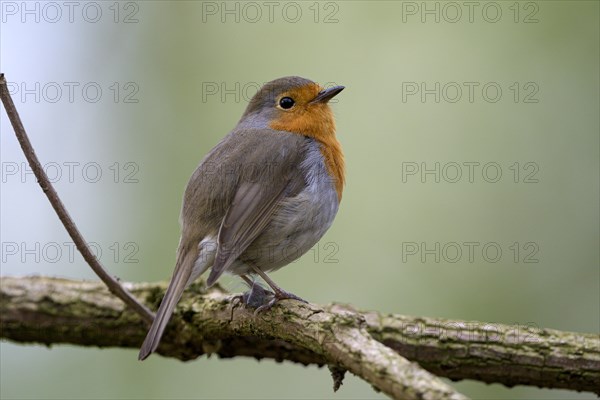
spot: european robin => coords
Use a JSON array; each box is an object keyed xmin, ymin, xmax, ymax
[{"xmin": 139, "ymin": 76, "xmax": 345, "ymax": 360}]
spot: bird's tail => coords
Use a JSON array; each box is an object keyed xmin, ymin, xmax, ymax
[{"xmin": 138, "ymin": 244, "xmax": 197, "ymax": 360}]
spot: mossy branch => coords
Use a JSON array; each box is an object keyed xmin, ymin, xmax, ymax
[{"xmin": 2, "ymin": 276, "xmax": 598, "ymax": 398}]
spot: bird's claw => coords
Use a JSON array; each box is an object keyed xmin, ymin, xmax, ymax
[
  {"xmin": 253, "ymin": 289, "xmax": 308, "ymax": 314},
  {"xmin": 236, "ymin": 279, "xmax": 307, "ymax": 314},
  {"xmin": 241, "ymin": 281, "xmax": 274, "ymax": 309}
]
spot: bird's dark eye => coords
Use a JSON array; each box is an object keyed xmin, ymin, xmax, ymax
[{"xmin": 279, "ymin": 97, "xmax": 295, "ymax": 109}]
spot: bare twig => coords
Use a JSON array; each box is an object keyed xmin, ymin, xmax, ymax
[
  {"xmin": 0, "ymin": 73, "xmax": 154, "ymax": 323},
  {"xmin": 2, "ymin": 276, "xmax": 599, "ymax": 396}
]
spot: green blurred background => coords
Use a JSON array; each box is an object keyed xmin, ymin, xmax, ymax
[{"xmin": 1, "ymin": 1, "xmax": 598, "ymax": 399}]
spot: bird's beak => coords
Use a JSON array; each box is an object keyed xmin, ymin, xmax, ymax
[{"xmin": 310, "ymin": 85, "xmax": 345, "ymax": 103}]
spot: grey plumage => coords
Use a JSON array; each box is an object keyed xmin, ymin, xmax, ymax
[{"xmin": 138, "ymin": 77, "xmax": 342, "ymax": 360}]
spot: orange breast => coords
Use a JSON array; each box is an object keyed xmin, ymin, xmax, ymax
[
  {"xmin": 316, "ymin": 134, "xmax": 345, "ymax": 202},
  {"xmin": 269, "ymin": 104, "xmax": 345, "ymax": 201}
]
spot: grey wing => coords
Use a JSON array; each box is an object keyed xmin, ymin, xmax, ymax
[{"xmin": 206, "ymin": 176, "xmax": 305, "ymax": 286}]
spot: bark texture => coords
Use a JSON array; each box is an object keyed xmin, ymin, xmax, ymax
[{"xmin": 1, "ymin": 276, "xmax": 598, "ymax": 398}]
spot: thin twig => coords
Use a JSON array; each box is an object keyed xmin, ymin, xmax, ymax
[{"xmin": 0, "ymin": 73, "xmax": 154, "ymax": 324}]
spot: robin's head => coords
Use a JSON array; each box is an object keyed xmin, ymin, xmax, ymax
[
  {"xmin": 238, "ymin": 76, "xmax": 346, "ymax": 201},
  {"xmin": 239, "ymin": 76, "xmax": 344, "ymax": 140}
]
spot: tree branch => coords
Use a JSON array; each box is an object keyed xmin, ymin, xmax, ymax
[
  {"xmin": 2, "ymin": 276, "xmax": 598, "ymax": 396},
  {"xmin": 364, "ymin": 311, "xmax": 600, "ymax": 394},
  {"xmin": 0, "ymin": 73, "xmax": 154, "ymax": 323}
]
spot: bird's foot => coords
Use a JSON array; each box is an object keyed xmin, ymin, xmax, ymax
[
  {"xmin": 241, "ymin": 281, "xmax": 274, "ymax": 309},
  {"xmin": 230, "ymin": 283, "xmax": 273, "ymax": 319},
  {"xmin": 235, "ymin": 273, "xmax": 307, "ymax": 314},
  {"xmin": 253, "ymin": 288, "xmax": 308, "ymax": 314}
]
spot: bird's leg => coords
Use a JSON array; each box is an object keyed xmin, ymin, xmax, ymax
[
  {"xmin": 240, "ymin": 274, "xmax": 254, "ymax": 287},
  {"xmin": 235, "ymin": 274, "xmax": 275, "ymax": 310},
  {"xmin": 250, "ymin": 265, "xmax": 308, "ymax": 313},
  {"xmin": 240, "ymin": 274, "xmax": 273, "ymax": 296}
]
